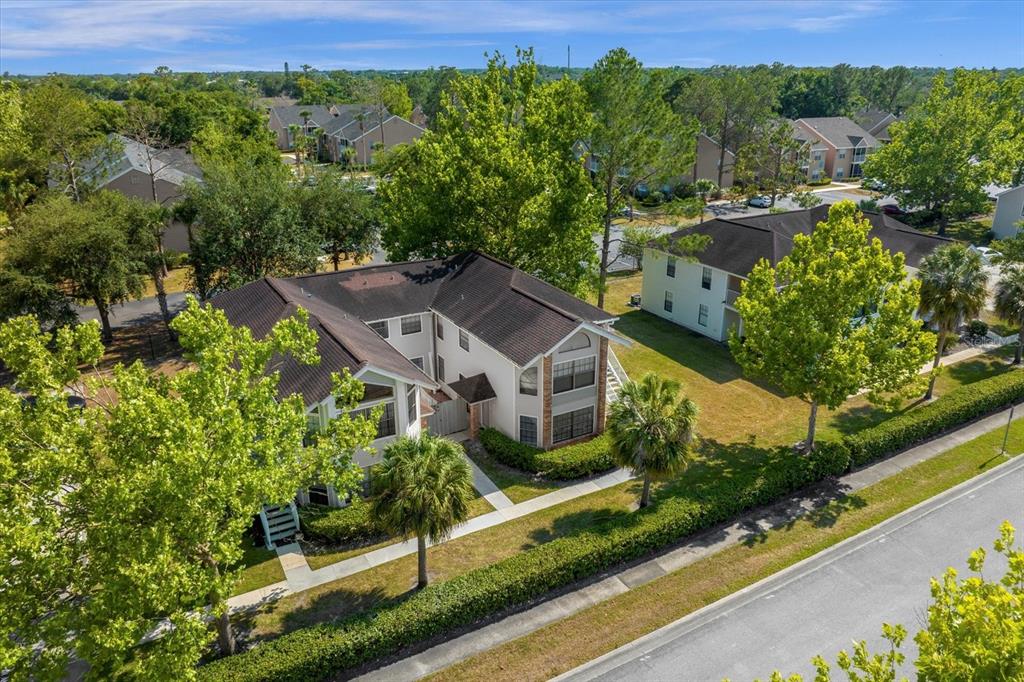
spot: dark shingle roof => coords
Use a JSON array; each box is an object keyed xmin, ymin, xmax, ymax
[
  {"xmin": 447, "ymin": 373, "xmax": 496, "ymax": 403},
  {"xmin": 210, "ymin": 252, "xmax": 614, "ymax": 405},
  {"xmin": 797, "ymin": 117, "xmax": 879, "ymax": 148},
  {"xmin": 661, "ymin": 205, "xmax": 951, "ymax": 276},
  {"xmin": 269, "ymin": 104, "xmax": 337, "ymax": 128}
]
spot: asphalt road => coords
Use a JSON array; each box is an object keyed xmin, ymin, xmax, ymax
[
  {"xmin": 74, "ymin": 292, "xmax": 189, "ymax": 328},
  {"xmin": 558, "ymin": 453, "xmax": 1024, "ymax": 682}
]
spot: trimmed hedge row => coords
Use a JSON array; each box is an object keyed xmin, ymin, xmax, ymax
[
  {"xmin": 842, "ymin": 367, "xmax": 1024, "ymax": 467},
  {"xmin": 478, "ymin": 428, "xmax": 615, "ymax": 480},
  {"xmin": 299, "ymin": 499, "xmax": 383, "ymax": 545},
  {"xmin": 202, "ymin": 447, "xmax": 845, "ymax": 682}
]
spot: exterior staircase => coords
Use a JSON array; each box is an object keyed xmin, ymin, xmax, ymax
[
  {"xmin": 606, "ymin": 348, "xmax": 628, "ymax": 404},
  {"xmin": 259, "ymin": 502, "xmax": 300, "ymax": 550}
]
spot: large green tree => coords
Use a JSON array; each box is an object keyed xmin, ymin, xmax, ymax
[
  {"xmin": 297, "ymin": 168, "xmax": 379, "ymax": 270},
  {"xmin": 582, "ymin": 48, "xmax": 696, "ymax": 307},
  {"xmin": 730, "ymin": 201, "xmax": 936, "ymax": 449},
  {"xmin": 916, "ymin": 244, "xmax": 988, "ymax": 399},
  {"xmin": 371, "ymin": 434, "xmax": 473, "ymax": 588},
  {"xmin": 862, "ymin": 71, "xmax": 1024, "ymax": 233},
  {"xmin": 379, "ymin": 49, "xmax": 600, "ymax": 296},
  {"xmin": 0, "ymin": 301, "xmax": 374, "ymax": 677},
  {"xmin": 184, "ymin": 152, "xmax": 319, "ymax": 298},
  {"xmin": 734, "ymin": 117, "xmax": 806, "ymax": 207},
  {"xmin": 3, "ymin": 192, "xmax": 150, "ymax": 342},
  {"xmin": 607, "ymin": 372, "xmax": 699, "ymax": 509}
]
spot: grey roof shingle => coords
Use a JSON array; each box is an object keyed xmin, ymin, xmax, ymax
[
  {"xmin": 447, "ymin": 373, "xmax": 496, "ymax": 403},
  {"xmin": 797, "ymin": 117, "xmax": 879, "ymax": 148},
  {"xmin": 82, "ymin": 134, "xmax": 202, "ymax": 188},
  {"xmin": 210, "ymin": 252, "xmax": 614, "ymax": 405},
  {"xmin": 660, "ymin": 205, "xmax": 951, "ymax": 276}
]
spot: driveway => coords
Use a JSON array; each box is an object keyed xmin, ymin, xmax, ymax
[
  {"xmin": 559, "ymin": 454, "xmax": 1024, "ymax": 682},
  {"xmin": 75, "ymin": 292, "xmax": 189, "ymax": 328}
]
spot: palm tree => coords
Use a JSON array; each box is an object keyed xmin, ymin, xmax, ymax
[
  {"xmin": 370, "ymin": 434, "xmax": 473, "ymax": 588},
  {"xmin": 917, "ymin": 244, "xmax": 988, "ymax": 399},
  {"xmin": 607, "ymin": 372, "xmax": 699, "ymax": 509},
  {"xmin": 994, "ymin": 265, "xmax": 1024, "ymax": 365}
]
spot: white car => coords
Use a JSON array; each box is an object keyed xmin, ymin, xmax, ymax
[
  {"xmin": 970, "ymin": 246, "xmax": 1001, "ymax": 265},
  {"xmin": 747, "ymin": 195, "xmax": 772, "ymax": 208}
]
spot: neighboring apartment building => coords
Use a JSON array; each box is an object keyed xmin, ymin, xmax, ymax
[
  {"xmin": 76, "ymin": 134, "xmax": 202, "ymax": 253},
  {"xmin": 992, "ymin": 185, "xmax": 1024, "ymax": 239},
  {"xmin": 792, "ymin": 117, "xmax": 880, "ymax": 181},
  {"xmin": 212, "ymin": 251, "xmax": 626, "ymax": 510},
  {"xmin": 692, "ymin": 133, "xmax": 735, "ymax": 188},
  {"xmin": 854, "ymin": 109, "xmax": 899, "ymax": 144},
  {"xmin": 640, "ymin": 206, "xmax": 950, "ymax": 342},
  {"xmin": 267, "ymin": 103, "xmax": 425, "ymax": 165}
]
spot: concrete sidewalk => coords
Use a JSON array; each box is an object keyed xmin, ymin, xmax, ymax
[
  {"xmin": 358, "ymin": 402, "xmax": 1023, "ymax": 682},
  {"xmin": 227, "ymin": 465, "xmax": 634, "ymax": 612}
]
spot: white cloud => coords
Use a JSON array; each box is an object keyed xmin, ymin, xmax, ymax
[{"xmin": 331, "ymin": 39, "xmax": 494, "ymax": 50}]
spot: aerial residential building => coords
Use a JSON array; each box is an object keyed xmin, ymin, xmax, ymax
[
  {"xmin": 640, "ymin": 206, "xmax": 951, "ymax": 342},
  {"xmin": 854, "ymin": 109, "xmax": 900, "ymax": 144},
  {"xmin": 212, "ymin": 252, "xmax": 627, "ymax": 515},
  {"xmin": 792, "ymin": 117, "xmax": 880, "ymax": 181}
]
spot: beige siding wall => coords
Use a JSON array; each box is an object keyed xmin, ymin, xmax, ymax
[
  {"xmin": 102, "ymin": 170, "xmax": 192, "ymax": 253},
  {"xmin": 350, "ymin": 116, "xmax": 425, "ymax": 165},
  {"xmin": 693, "ymin": 134, "xmax": 735, "ymax": 187}
]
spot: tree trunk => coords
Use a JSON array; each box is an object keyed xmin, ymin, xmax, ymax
[
  {"xmin": 936, "ymin": 212, "xmax": 948, "ymax": 237},
  {"xmin": 152, "ymin": 267, "xmax": 176, "ymax": 341},
  {"xmin": 332, "ymin": 252, "xmax": 341, "ymax": 271},
  {"xmin": 639, "ymin": 473, "xmax": 652, "ymax": 508},
  {"xmin": 596, "ymin": 175, "xmax": 615, "ymax": 309},
  {"xmin": 94, "ymin": 297, "xmax": 113, "ymax": 343},
  {"xmin": 215, "ymin": 606, "xmax": 236, "ymax": 656},
  {"xmin": 805, "ymin": 400, "xmax": 819, "ymax": 451},
  {"xmin": 1015, "ymin": 324, "xmax": 1022, "ymax": 365},
  {"xmin": 925, "ymin": 330, "xmax": 947, "ymax": 400},
  {"xmin": 417, "ymin": 534, "xmax": 428, "ymax": 589},
  {"xmin": 717, "ymin": 122, "xmax": 727, "ymax": 188}
]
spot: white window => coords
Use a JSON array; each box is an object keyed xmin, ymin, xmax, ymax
[
  {"xmin": 666, "ymin": 256, "xmax": 676, "ymax": 278},
  {"xmin": 368, "ymin": 320, "xmax": 388, "ymax": 338},
  {"xmin": 552, "ymin": 406, "xmax": 594, "ymax": 444},
  {"xmin": 519, "ymin": 367, "xmax": 538, "ymax": 396},
  {"xmin": 552, "ymin": 357, "xmax": 595, "ymax": 394},
  {"xmin": 436, "ymin": 355, "xmax": 445, "ymax": 382},
  {"xmin": 406, "ymin": 387, "xmax": 416, "ymax": 423},
  {"xmin": 814, "ymin": 152, "xmax": 822, "ymax": 161},
  {"xmin": 701, "ymin": 267, "xmax": 712, "ymax": 290},
  {"xmin": 664, "ymin": 291, "xmax": 673, "ymax": 313},
  {"xmin": 519, "ymin": 415, "xmax": 538, "ymax": 446},
  {"xmin": 838, "ymin": 150, "xmax": 846, "ymax": 159},
  {"xmin": 698, "ymin": 304, "xmax": 709, "ymax": 327},
  {"xmin": 400, "ymin": 315, "xmax": 422, "ymax": 335},
  {"xmin": 350, "ymin": 402, "xmax": 396, "ymax": 440},
  {"xmin": 410, "ymin": 357, "xmax": 424, "ymax": 371},
  {"xmin": 435, "ymin": 317, "xmax": 444, "ymax": 340},
  {"xmin": 459, "ymin": 329, "xmax": 469, "ymax": 351},
  {"xmin": 836, "ymin": 168, "xmax": 844, "ymax": 178}
]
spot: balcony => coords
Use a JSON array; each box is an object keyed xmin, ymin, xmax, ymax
[{"xmin": 725, "ymin": 288, "xmax": 742, "ymax": 308}]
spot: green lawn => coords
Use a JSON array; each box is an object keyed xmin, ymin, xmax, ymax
[
  {"xmin": 300, "ymin": 491, "xmax": 496, "ymax": 571},
  {"xmin": 980, "ymin": 309, "xmax": 1021, "ymax": 339},
  {"xmin": 231, "ymin": 537, "xmax": 285, "ymax": 596},
  {"xmin": 913, "ymin": 215, "xmax": 993, "ymax": 245},
  {"xmin": 466, "ymin": 445, "xmax": 566, "ymax": 504},
  {"xmin": 433, "ymin": 418, "xmax": 1024, "ymax": 682}
]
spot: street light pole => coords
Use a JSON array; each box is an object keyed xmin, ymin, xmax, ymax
[{"xmin": 1001, "ymin": 403, "xmax": 1017, "ymax": 456}]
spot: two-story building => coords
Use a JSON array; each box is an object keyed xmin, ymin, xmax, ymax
[
  {"xmin": 792, "ymin": 117, "xmax": 879, "ymax": 181},
  {"xmin": 212, "ymin": 251, "xmax": 627, "ymax": 513},
  {"xmin": 640, "ymin": 205, "xmax": 951, "ymax": 342}
]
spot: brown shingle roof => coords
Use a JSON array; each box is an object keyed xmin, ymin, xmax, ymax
[
  {"xmin": 447, "ymin": 373, "xmax": 496, "ymax": 404},
  {"xmin": 660, "ymin": 205, "xmax": 951, "ymax": 276},
  {"xmin": 797, "ymin": 117, "xmax": 879, "ymax": 148}
]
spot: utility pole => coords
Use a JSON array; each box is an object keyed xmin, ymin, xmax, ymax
[
  {"xmin": 1000, "ymin": 403, "xmax": 1017, "ymax": 456},
  {"xmin": 567, "ymin": 45, "xmax": 571, "ymax": 71}
]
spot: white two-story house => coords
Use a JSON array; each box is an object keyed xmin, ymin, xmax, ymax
[
  {"xmin": 640, "ymin": 205, "xmax": 951, "ymax": 342},
  {"xmin": 213, "ymin": 252, "xmax": 627, "ymax": 519}
]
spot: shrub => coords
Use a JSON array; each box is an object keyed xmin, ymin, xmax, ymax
[
  {"xmin": 163, "ymin": 250, "xmax": 190, "ymax": 269},
  {"xmin": 807, "ymin": 176, "xmax": 832, "ymax": 187},
  {"xmin": 674, "ymin": 183, "xmax": 696, "ymax": 199},
  {"xmin": 479, "ymin": 428, "xmax": 615, "ymax": 480},
  {"xmin": 200, "ymin": 446, "xmax": 845, "ymax": 682},
  {"xmin": 967, "ymin": 319, "xmax": 989, "ymax": 338},
  {"xmin": 857, "ymin": 198, "xmax": 879, "ymax": 213},
  {"xmin": 843, "ymin": 368, "xmax": 1024, "ymax": 467},
  {"xmin": 299, "ymin": 498, "xmax": 383, "ymax": 545}
]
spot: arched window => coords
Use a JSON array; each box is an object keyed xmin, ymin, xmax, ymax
[{"xmin": 560, "ymin": 331, "xmax": 591, "ymax": 353}]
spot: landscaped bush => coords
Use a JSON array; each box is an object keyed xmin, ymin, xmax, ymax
[
  {"xmin": 842, "ymin": 368, "xmax": 1024, "ymax": 467},
  {"xmin": 479, "ymin": 428, "xmax": 615, "ymax": 480},
  {"xmin": 299, "ymin": 498, "xmax": 383, "ymax": 545},
  {"xmin": 807, "ymin": 176, "xmax": 832, "ymax": 186},
  {"xmin": 967, "ymin": 319, "xmax": 989, "ymax": 339},
  {"xmin": 200, "ymin": 446, "xmax": 845, "ymax": 682}
]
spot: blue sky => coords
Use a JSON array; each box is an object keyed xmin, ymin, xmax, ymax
[{"xmin": 1, "ymin": 0, "xmax": 1021, "ymax": 75}]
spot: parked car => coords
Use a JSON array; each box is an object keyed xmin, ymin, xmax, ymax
[
  {"xmin": 747, "ymin": 195, "xmax": 772, "ymax": 208},
  {"xmin": 882, "ymin": 204, "xmax": 906, "ymax": 216},
  {"xmin": 969, "ymin": 245, "xmax": 1001, "ymax": 265},
  {"xmin": 862, "ymin": 177, "xmax": 887, "ymax": 192}
]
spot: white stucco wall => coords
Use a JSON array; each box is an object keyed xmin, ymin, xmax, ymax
[
  {"xmin": 641, "ymin": 248, "xmax": 730, "ymax": 341},
  {"xmin": 993, "ymin": 186, "xmax": 1024, "ymax": 240},
  {"xmin": 364, "ymin": 312, "xmax": 434, "ymax": 377},
  {"xmin": 547, "ymin": 329, "xmax": 602, "ymax": 441}
]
